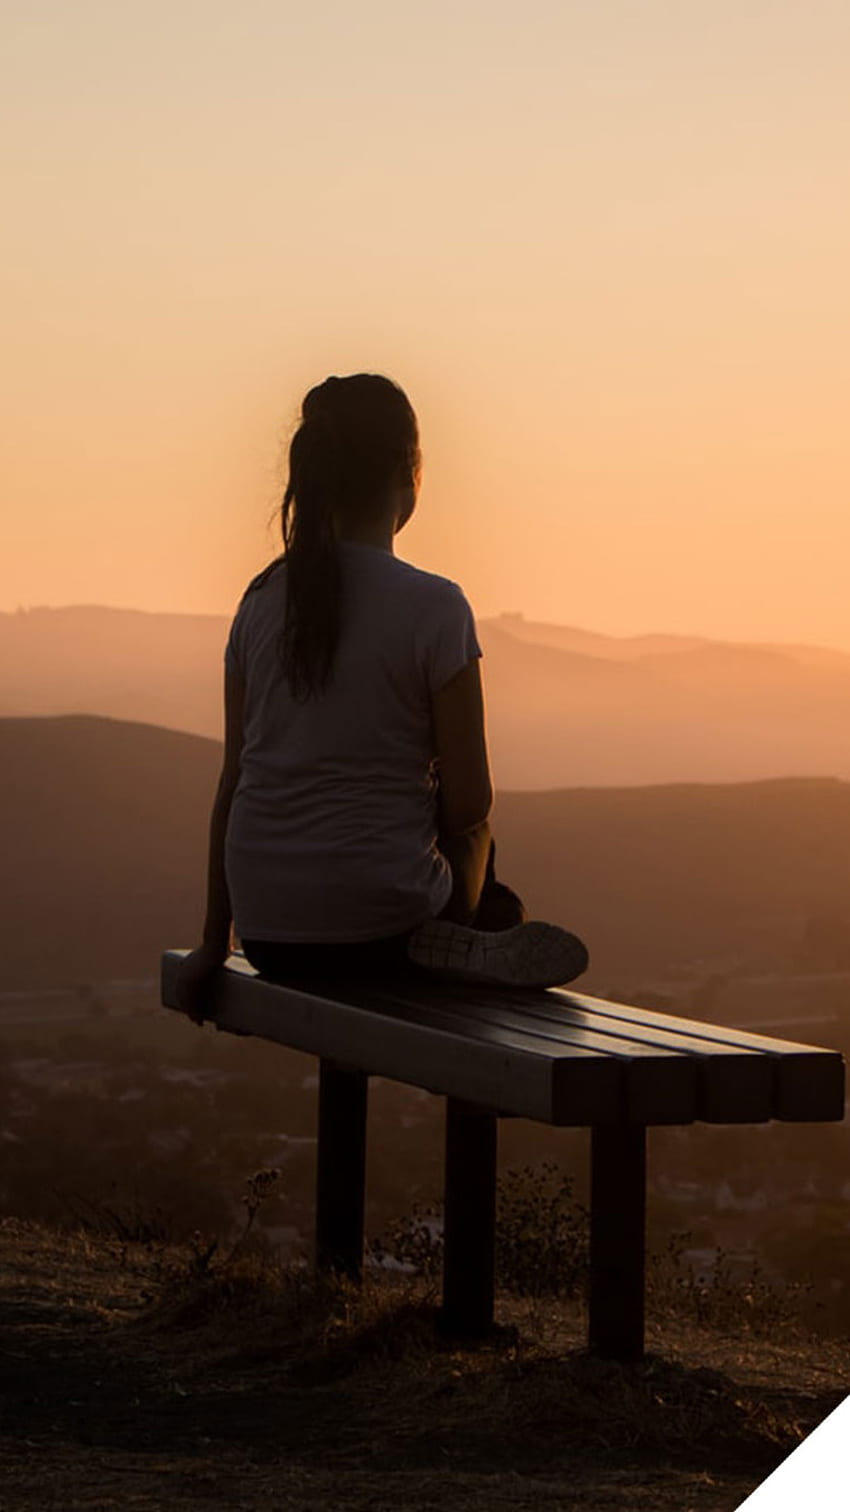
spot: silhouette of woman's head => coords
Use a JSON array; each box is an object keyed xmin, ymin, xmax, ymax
[{"xmin": 280, "ymin": 373, "xmax": 420, "ymax": 699}]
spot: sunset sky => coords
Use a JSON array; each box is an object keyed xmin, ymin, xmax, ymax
[{"xmin": 3, "ymin": 1, "xmax": 849, "ymax": 646}]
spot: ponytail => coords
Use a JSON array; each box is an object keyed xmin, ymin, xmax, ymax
[
  {"xmin": 279, "ymin": 373, "xmax": 420, "ymax": 700},
  {"xmin": 280, "ymin": 415, "xmax": 343, "ymax": 700}
]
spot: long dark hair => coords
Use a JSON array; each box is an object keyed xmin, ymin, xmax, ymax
[{"xmin": 280, "ymin": 373, "xmax": 420, "ymax": 699}]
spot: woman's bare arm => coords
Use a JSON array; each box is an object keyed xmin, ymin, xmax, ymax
[
  {"xmin": 175, "ymin": 661, "xmax": 245, "ymax": 1019},
  {"xmin": 199, "ymin": 661, "xmax": 245, "ymax": 957},
  {"xmin": 431, "ymin": 658, "xmax": 493, "ymax": 922},
  {"xmin": 432, "ymin": 658, "xmax": 493, "ymax": 832}
]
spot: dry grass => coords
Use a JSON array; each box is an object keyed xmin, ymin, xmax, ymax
[{"xmin": 1, "ymin": 1217, "xmax": 847, "ymax": 1512}]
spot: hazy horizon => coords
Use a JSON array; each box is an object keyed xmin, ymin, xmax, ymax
[
  {"xmin": 7, "ymin": 592, "xmax": 850, "ymax": 667},
  {"xmin": 7, "ymin": 597, "xmax": 850, "ymax": 659},
  {"xmin": 5, "ymin": 602, "xmax": 850, "ymax": 790}
]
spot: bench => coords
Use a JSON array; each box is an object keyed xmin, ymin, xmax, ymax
[{"xmin": 160, "ymin": 949, "xmax": 845, "ymax": 1361}]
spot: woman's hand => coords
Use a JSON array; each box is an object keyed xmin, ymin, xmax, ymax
[{"xmin": 175, "ymin": 943, "xmax": 228, "ymax": 1025}]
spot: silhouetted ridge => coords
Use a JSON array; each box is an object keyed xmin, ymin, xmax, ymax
[
  {"xmin": 3, "ymin": 715, "xmax": 850, "ymax": 991},
  {"xmin": 5, "ymin": 604, "xmax": 850, "ymax": 786}
]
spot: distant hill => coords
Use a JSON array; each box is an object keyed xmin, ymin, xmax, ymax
[
  {"xmin": 478, "ymin": 618, "xmax": 850, "ymax": 788},
  {"xmin": 0, "ymin": 605, "xmax": 226, "ymax": 740},
  {"xmin": 0, "ymin": 716, "xmax": 220, "ymax": 990},
  {"xmin": 4, "ymin": 604, "xmax": 850, "ymax": 787},
  {"xmin": 3, "ymin": 714, "xmax": 850, "ymax": 991},
  {"xmin": 489, "ymin": 612, "xmax": 850, "ymax": 668}
]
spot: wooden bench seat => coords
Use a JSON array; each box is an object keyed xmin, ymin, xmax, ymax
[{"xmin": 160, "ymin": 949, "xmax": 845, "ymax": 1360}]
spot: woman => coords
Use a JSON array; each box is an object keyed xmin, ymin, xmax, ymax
[{"xmin": 176, "ymin": 374, "xmax": 587, "ymax": 1021}]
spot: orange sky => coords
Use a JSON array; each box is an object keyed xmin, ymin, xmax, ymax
[{"xmin": 3, "ymin": 1, "xmax": 849, "ymax": 645}]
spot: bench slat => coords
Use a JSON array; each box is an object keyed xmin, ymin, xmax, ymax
[
  {"xmin": 555, "ymin": 987, "xmax": 836, "ymax": 1056},
  {"xmin": 161, "ymin": 952, "xmax": 620, "ymax": 1123},
  {"xmin": 553, "ymin": 989, "xmax": 846, "ymax": 1121},
  {"xmin": 337, "ymin": 981, "xmax": 699, "ymax": 1124},
  {"xmin": 432, "ymin": 995, "xmax": 771, "ymax": 1126},
  {"xmin": 384, "ymin": 983, "xmax": 775, "ymax": 1124},
  {"xmin": 160, "ymin": 952, "xmax": 845, "ymax": 1126}
]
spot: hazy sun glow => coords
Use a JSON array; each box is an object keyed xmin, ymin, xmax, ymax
[{"xmin": 3, "ymin": 0, "xmax": 849, "ymax": 644}]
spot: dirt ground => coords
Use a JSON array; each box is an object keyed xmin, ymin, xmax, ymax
[{"xmin": 1, "ymin": 1219, "xmax": 847, "ymax": 1512}]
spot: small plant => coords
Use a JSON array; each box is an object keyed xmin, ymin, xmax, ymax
[
  {"xmin": 58, "ymin": 1184, "xmax": 174, "ymax": 1246},
  {"xmin": 224, "ymin": 1166, "xmax": 283, "ymax": 1264},
  {"xmin": 369, "ymin": 1201, "xmax": 443, "ymax": 1280},
  {"xmin": 496, "ymin": 1163, "xmax": 588, "ymax": 1298},
  {"xmin": 648, "ymin": 1231, "xmax": 818, "ymax": 1337},
  {"xmin": 369, "ymin": 1162, "xmax": 590, "ymax": 1299},
  {"xmin": 138, "ymin": 1166, "xmax": 286, "ymax": 1309}
]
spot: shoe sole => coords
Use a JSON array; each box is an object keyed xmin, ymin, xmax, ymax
[{"xmin": 407, "ymin": 919, "xmax": 589, "ymax": 989}]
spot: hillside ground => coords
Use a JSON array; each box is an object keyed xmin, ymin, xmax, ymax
[{"xmin": 1, "ymin": 1219, "xmax": 847, "ymax": 1512}]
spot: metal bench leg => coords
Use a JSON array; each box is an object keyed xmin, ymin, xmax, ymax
[
  {"xmin": 442, "ymin": 1098, "xmax": 497, "ymax": 1336},
  {"xmin": 589, "ymin": 1123, "xmax": 646, "ymax": 1362},
  {"xmin": 316, "ymin": 1059, "xmax": 368, "ymax": 1280}
]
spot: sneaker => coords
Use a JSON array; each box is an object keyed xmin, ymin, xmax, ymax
[{"xmin": 407, "ymin": 918, "xmax": 589, "ymax": 989}]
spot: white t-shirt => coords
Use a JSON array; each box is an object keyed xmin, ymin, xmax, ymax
[{"xmin": 223, "ymin": 542, "xmax": 482, "ymax": 942}]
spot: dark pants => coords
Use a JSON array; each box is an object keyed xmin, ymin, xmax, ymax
[{"xmin": 242, "ymin": 826, "xmax": 525, "ymax": 985}]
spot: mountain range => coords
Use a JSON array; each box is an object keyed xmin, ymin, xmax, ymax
[
  {"xmin": 4, "ymin": 604, "xmax": 850, "ymax": 789},
  {"xmin": 4, "ymin": 713, "xmax": 850, "ymax": 992}
]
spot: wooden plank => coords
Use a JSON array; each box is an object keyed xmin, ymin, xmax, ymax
[
  {"xmin": 338, "ymin": 980, "xmax": 698, "ymax": 1125},
  {"xmin": 329, "ymin": 979, "xmax": 782, "ymax": 1125},
  {"xmin": 315, "ymin": 1060, "xmax": 368, "ymax": 1279},
  {"xmin": 423, "ymin": 987, "xmax": 774, "ymax": 1125},
  {"xmin": 551, "ymin": 989, "xmax": 846, "ymax": 1122},
  {"xmin": 772, "ymin": 1054, "xmax": 846, "ymax": 1122},
  {"xmin": 589, "ymin": 1123, "xmax": 646, "ymax": 1362},
  {"xmin": 161, "ymin": 951, "xmax": 844, "ymax": 1125},
  {"xmin": 554, "ymin": 985, "xmax": 836, "ymax": 1057},
  {"xmin": 442, "ymin": 1100, "xmax": 497, "ymax": 1337},
  {"xmin": 161, "ymin": 951, "xmax": 620, "ymax": 1124}
]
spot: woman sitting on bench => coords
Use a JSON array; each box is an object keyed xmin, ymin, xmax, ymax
[{"xmin": 177, "ymin": 373, "xmax": 588, "ymax": 1021}]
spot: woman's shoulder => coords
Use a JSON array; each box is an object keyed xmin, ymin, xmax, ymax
[
  {"xmin": 383, "ymin": 552, "xmax": 470, "ymax": 609},
  {"xmin": 338, "ymin": 544, "xmax": 472, "ymax": 622},
  {"xmin": 226, "ymin": 559, "xmax": 285, "ymax": 659},
  {"xmin": 239, "ymin": 556, "xmax": 286, "ymax": 599},
  {"xmin": 386, "ymin": 558, "xmax": 480, "ymax": 689}
]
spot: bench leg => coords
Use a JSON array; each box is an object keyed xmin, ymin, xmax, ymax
[
  {"xmin": 589, "ymin": 1123, "xmax": 646, "ymax": 1362},
  {"xmin": 315, "ymin": 1059, "xmax": 368, "ymax": 1280},
  {"xmin": 441, "ymin": 1098, "xmax": 497, "ymax": 1336}
]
